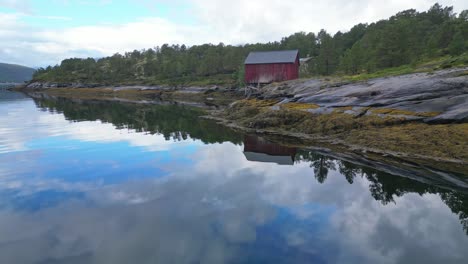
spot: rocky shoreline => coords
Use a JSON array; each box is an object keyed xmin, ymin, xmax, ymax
[
  {"xmin": 15, "ymin": 67, "xmax": 468, "ymax": 169},
  {"xmin": 21, "ymin": 67, "xmax": 467, "ymax": 122},
  {"xmin": 206, "ymin": 67, "xmax": 468, "ymax": 169},
  {"xmin": 22, "ymin": 81, "xmax": 233, "ymax": 93},
  {"xmin": 256, "ymin": 67, "xmax": 468, "ymax": 124},
  {"xmin": 14, "ymin": 82, "xmax": 242, "ymax": 106}
]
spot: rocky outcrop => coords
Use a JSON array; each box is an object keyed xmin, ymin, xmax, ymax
[
  {"xmin": 22, "ymin": 68, "xmax": 468, "ymax": 124},
  {"xmin": 25, "ymin": 82, "xmax": 102, "ymax": 89},
  {"xmin": 23, "ymin": 82, "xmax": 229, "ymax": 94},
  {"xmin": 261, "ymin": 67, "xmax": 468, "ymax": 123}
]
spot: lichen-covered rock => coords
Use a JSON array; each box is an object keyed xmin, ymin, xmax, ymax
[{"xmin": 260, "ymin": 67, "xmax": 468, "ymax": 123}]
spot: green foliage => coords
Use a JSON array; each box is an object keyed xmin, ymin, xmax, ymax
[
  {"xmin": 344, "ymin": 64, "xmax": 416, "ymax": 81},
  {"xmin": 235, "ymin": 65, "xmax": 245, "ymax": 87},
  {"xmin": 449, "ymin": 32, "xmax": 466, "ymax": 56},
  {"xmin": 335, "ymin": 4, "xmax": 467, "ymax": 75},
  {"xmin": 316, "ymin": 30, "xmax": 337, "ymax": 75},
  {"xmin": 33, "ymin": 3, "xmax": 468, "ymax": 84},
  {"xmin": 342, "ymin": 52, "xmax": 468, "ymax": 81}
]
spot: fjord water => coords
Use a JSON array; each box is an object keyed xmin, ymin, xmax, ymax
[{"xmin": 1, "ymin": 91, "xmax": 468, "ymax": 264}]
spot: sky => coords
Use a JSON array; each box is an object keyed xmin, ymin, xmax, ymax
[{"xmin": 0, "ymin": 0, "xmax": 467, "ymax": 67}]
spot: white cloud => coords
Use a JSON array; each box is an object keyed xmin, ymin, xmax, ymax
[
  {"xmin": 330, "ymin": 191, "xmax": 468, "ymax": 263},
  {"xmin": 43, "ymin": 17, "xmax": 206, "ymax": 54},
  {"xmin": 0, "ymin": 0, "xmax": 467, "ymax": 66},
  {"xmin": 190, "ymin": 0, "xmax": 468, "ymax": 42},
  {"xmin": 0, "ymin": 100, "xmax": 197, "ymax": 154},
  {"xmin": 0, "ymin": 0, "xmax": 32, "ymax": 13},
  {"xmin": 0, "ymin": 12, "xmax": 19, "ymax": 27}
]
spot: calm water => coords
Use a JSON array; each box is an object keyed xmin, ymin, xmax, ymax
[{"xmin": 1, "ymin": 91, "xmax": 468, "ymax": 264}]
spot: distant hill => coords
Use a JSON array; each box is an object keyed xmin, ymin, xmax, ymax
[{"xmin": 0, "ymin": 63, "xmax": 35, "ymax": 83}]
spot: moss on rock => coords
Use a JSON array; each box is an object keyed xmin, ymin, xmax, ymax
[
  {"xmin": 220, "ymin": 101, "xmax": 468, "ymax": 163},
  {"xmin": 370, "ymin": 108, "xmax": 440, "ymax": 117},
  {"xmin": 280, "ymin": 102, "xmax": 320, "ymax": 110}
]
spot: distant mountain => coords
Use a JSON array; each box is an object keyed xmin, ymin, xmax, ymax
[{"xmin": 0, "ymin": 63, "xmax": 35, "ymax": 83}]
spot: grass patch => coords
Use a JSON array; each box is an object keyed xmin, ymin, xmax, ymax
[
  {"xmin": 227, "ymin": 106, "xmax": 405, "ymax": 134},
  {"xmin": 235, "ymin": 99, "xmax": 279, "ymax": 108},
  {"xmin": 341, "ymin": 53, "xmax": 468, "ymax": 82},
  {"xmin": 224, "ymin": 99, "xmax": 278, "ymax": 120},
  {"xmin": 332, "ymin": 106, "xmax": 355, "ymax": 112},
  {"xmin": 370, "ymin": 108, "xmax": 440, "ymax": 117},
  {"xmin": 281, "ymin": 102, "xmax": 320, "ymax": 110},
  {"xmin": 344, "ymin": 123, "xmax": 468, "ymax": 161},
  {"xmin": 455, "ymin": 70, "xmax": 468, "ymax": 77},
  {"xmin": 345, "ymin": 65, "xmax": 416, "ymax": 82},
  {"xmin": 222, "ymin": 102, "xmax": 467, "ymax": 162}
]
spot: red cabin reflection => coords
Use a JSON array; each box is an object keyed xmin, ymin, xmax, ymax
[{"xmin": 243, "ymin": 135, "xmax": 297, "ymax": 165}]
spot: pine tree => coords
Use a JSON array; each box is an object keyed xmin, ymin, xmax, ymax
[
  {"xmin": 449, "ymin": 32, "xmax": 465, "ymax": 56},
  {"xmin": 316, "ymin": 30, "xmax": 336, "ymax": 75}
]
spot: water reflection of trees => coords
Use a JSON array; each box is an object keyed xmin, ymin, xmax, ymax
[
  {"xmin": 296, "ymin": 151, "xmax": 336, "ymax": 183},
  {"xmin": 295, "ymin": 149, "xmax": 468, "ymax": 235},
  {"xmin": 33, "ymin": 96, "xmax": 243, "ymax": 145}
]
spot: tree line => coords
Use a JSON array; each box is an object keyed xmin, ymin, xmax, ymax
[{"xmin": 33, "ymin": 3, "xmax": 467, "ymax": 85}]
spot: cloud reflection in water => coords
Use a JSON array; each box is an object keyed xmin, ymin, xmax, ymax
[{"xmin": 0, "ymin": 92, "xmax": 467, "ymax": 264}]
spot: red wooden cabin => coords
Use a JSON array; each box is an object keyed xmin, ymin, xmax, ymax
[{"xmin": 244, "ymin": 50, "xmax": 299, "ymax": 84}]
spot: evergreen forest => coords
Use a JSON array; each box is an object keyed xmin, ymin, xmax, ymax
[{"xmin": 33, "ymin": 4, "xmax": 468, "ymax": 86}]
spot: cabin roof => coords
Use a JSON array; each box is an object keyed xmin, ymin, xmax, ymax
[
  {"xmin": 243, "ymin": 152, "xmax": 295, "ymax": 165},
  {"xmin": 244, "ymin": 50, "xmax": 299, "ymax": 65}
]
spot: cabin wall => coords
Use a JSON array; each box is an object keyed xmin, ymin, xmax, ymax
[{"xmin": 245, "ymin": 57, "xmax": 299, "ymax": 84}]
